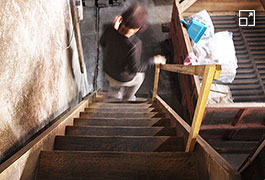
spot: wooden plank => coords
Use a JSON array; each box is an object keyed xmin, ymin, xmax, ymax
[
  {"xmin": 73, "ymin": 117, "xmax": 171, "ymax": 127},
  {"xmin": 153, "ymin": 95, "xmax": 241, "ymax": 180},
  {"xmin": 37, "ymin": 151, "xmax": 197, "ymax": 180},
  {"xmin": 200, "ymin": 129, "xmax": 265, "ymax": 141},
  {"xmin": 152, "ymin": 64, "xmax": 160, "ymax": 101},
  {"xmin": 185, "ymin": 65, "xmax": 217, "ymax": 152},
  {"xmin": 239, "ymin": 138, "xmax": 265, "ymax": 175},
  {"xmin": 204, "ymin": 107, "xmax": 265, "ymax": 124},
  {"xmin": 178, "ymin": 0, "xmax": 198, "ymax": 13},
  {"xmin": 207, "ymin": 103, "xmax": 265, "ymax": 108},
  {"xmin": 161, "ymin": 64, "xmax": 221, "ymax": 79},
  {"xmin": 65, "ymin": 126, "xmax": 177, "ymax": 136},
  {"xmin": 185, "ymin": 0, "xmax": 264, "ymax": 13},
  {"xmin": 54, "ymin": 136, "xmax": 185, "ymax": 152},
  {"xmin": 80, "ymin": 111, "xmax": 158, "ymax": 118},
  {"xmin": 201, "ymin": 123, "xmax": 265, "ymax": 130},
  {"xmin": 208, "ymin": 140, "xmax": 259, "ymax": 154},
  {"xmin": 84, "ymin": 107, "xmax": 155, "ymax": 113},
  {"xmin": 89, "ymin": 102, "xmax": 151, "ymax": 109},
  {"xmin": 0, "ymin": 91, "xmax": 98, "ymax": 180}
]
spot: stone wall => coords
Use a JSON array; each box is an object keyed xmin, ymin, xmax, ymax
[{"xmin": 0, "ymin": 0, "xmax": 89, "ymax": 163}]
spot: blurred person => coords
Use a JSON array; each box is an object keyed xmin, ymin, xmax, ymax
[{"xmin": 100, "ymin": 2, "xmax": 166, "ymax": 101}]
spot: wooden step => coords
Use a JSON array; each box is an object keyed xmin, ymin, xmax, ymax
[
  {"xmin": 228, "ymin": 84, "xmax": 262, "ymax": 90},
  {"xmin": 95, "ymin": 97, "xmax": 149, "ymax": 103},
  {"xmin": 73, "ymin": 118, "xmax": 171, "ymax": 126},
  {"xmin": 230, "ymin": 89, "xmax": 264, "ymax": 96},
  {"xmin": 54, "ymin": 136, "xmax": 184, "ymax": 152},
  {"xmin": 233, "ymin": 95, "xmax": 265, "ymax": 102},
  {"xmin": 80, "ymin": 112, "xmax": 158, "ymax": 118},
  {"xmin": 65, "ymin": 126, "xmax": 177, "ymax": 136},
  {"xmin": 84, "ymin": 107, "xmax": 155, "ymax": 113},
  {"xmin": 37, "ymin": 151, "xmax": 197, "ymax": 180},
  {"xmin": 89, "ymin": 102, "xmax": 152, "ymax": 109},
  {"xmin": 208, "ymin": 140, "xmax": 259, "ymax": 154}
]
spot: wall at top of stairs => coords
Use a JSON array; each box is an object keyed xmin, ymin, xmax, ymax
[{"xmin": 0, "ymin": 0, "xmax": 90, "ymax": 164}]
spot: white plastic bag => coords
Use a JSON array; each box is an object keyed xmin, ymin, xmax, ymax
[
  {"xmin": 210, "ymin": 31, "xmax": 238, "ymax": 83},
  {"xmin": 187, "ymin": 10, "xmax": 238, "ymax": 83}
]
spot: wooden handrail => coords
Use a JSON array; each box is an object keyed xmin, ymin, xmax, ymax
[
  {"xmin": 161, "ymin": 64, "xmax": 221, "ymax": 79},
  {"xmin": 152, "ymin": 64, "xmax": 161, "ymax": 101},
  {"xmin": 152, "ymin": 64, "xmax": 221, "ymax": 152}
]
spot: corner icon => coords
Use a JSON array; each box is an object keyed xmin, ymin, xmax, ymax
[{"xmin": 239, "ymin": 10, "xmax": 255, "ymax": 27}]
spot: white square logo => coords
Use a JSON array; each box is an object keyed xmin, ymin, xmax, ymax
[{"xmin": 239, "ymin": 10, "xmax": 255, "ymax": 26}]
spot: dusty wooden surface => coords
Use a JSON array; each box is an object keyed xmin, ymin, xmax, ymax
[
  {"xmin": 37, "ymin": 96, "xmax": 199, "ymax": 179},
  {"xmin": 66, "ymin": 126, "xmax": 177, "ymax": 136},
  {"xmin": 74, "ymin": 117, "xmax": 171, "ymax": 126},
  {"xmin": 38, "ymin": 151, "xmax": 197, "ymax": 180},
  {"xmin": 54, "ymin": 136, "xmax": 184, "ymax": 152}
]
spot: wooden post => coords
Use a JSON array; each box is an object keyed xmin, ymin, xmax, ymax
[
  {"xmin": 185, "ymin": 65, "xmax": 216, "ymax": 152},
  {"xmin": 70, "ymin": 0, "xmax": 85, "ymax": 73},
  {"xmin": 152, "ymin": 64, "xmax": 161, "ymax": 101}
]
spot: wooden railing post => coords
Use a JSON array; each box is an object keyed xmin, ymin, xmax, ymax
[
  {"xmin": 185, "ymin": 65, "xmax": 217, "ymax": 152},
  {"xmin": 152, "ymin": 64, "xmax": 161, "ymax": 101}
]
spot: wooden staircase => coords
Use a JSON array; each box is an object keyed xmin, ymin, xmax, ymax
[{"xmin": 36, "ymin": 98, "xmax": 198, "ymax": 180}]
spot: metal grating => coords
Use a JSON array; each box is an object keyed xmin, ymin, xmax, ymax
[{"xmin": 211, "ymin": 16, "xmax": 265, "ymax": 102}]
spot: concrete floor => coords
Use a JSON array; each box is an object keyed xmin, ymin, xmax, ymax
[{"xmin": 80, "ymin": 0, "xmax": 183, "ymax": 116}]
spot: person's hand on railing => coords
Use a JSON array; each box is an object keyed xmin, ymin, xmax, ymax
[
  {"xmin": 113, "ymin": 16, "xmax": 122, "ymax": 30},
  {"xmin": 153, "ymin": 55, "xmax": 166, "ymax": 65}
]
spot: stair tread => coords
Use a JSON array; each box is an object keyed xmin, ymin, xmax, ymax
[
  {"xmin": 95, "ymin": 97, "xmax": 149, "ymax": 103},
  {"xmin": 74, "ymin": 118, "xmax": 170, "ymax": 126},
  {"xmin": 66, "ymin": 126, "xmax": 177, "ymax": 136},
  {"xmin": 80, "ymin": 112, "xmax": 158, "ymax": 118},
  {"xmin": 54, "ymin": 136, "xmax": 184, "ymax": 152},
  {"xmin": 92, "ymin": 102, "xmax": 150, "ymax": 106},
  {"xmin": 37, "ymin": 151, "xmax": 197, "ymax": 180},
  {"xmin": 84, "ymin": 107, "xmax": 155, "ymax": 113}
]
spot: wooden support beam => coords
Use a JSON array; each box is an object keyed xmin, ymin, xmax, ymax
[
  {"xmin": 152, "ymin": 64, "xmax": 161, "ymax": 101},
  {"xmin": 70, "ymin": 0, "xmax": 85, "ymax": 73},
  {"xmin": 239, "ymin": 137, "xmax": 265, "ymax": 173},
  {"xmin": 227, "ymin": 109, "xmax": 249, "ymax": 140},
  {"xmin": 231, "ymin": 109, "xmax": 246, "ymax": 126},
  {"xmin": 185, "ymin": 65, "xmax": 217, "ymax": 152},
  {"xmin": 260, "ymin": 0, "xmax": 265, "ymax": 10},
  {"xmin": 161, "ymin": 64, "xmax": 221, "ymax": 79}
]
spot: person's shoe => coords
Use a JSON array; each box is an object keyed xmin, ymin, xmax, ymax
[{"xmin": 123, "ymin": 95, "xmax": 136, "ymax": 101}]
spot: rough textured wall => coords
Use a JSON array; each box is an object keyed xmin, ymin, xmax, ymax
[{"xmin": 0, "ymin": 0, "xmax": 89, "ymax": 163}]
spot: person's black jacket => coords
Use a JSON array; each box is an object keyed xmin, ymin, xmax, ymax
[{"xmin": 100, "ymin": 26, "xmax": 152, "ymax": 82}]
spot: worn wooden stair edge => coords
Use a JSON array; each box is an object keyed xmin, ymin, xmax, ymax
[
  {"xmin": 53, "ymin": 135, "xmax": 185, "ymax": 152},
  {"xmin": 73, "ymin": 118, "xmax": 171, "ymax": 126},
  {"xmin": 153, "ymin": 95, "xmax": 241, "ymax": 180},
  {"xmin": 37, "ymin": 151, "xmax": 197, "ymax": 180},
  {"xmin": 65, "ymin": 126, "xmax": 177, "ymax": 136},
  {"xmin": 0, "ymin": 91, "xmax": 99, "ymax": 180}
]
